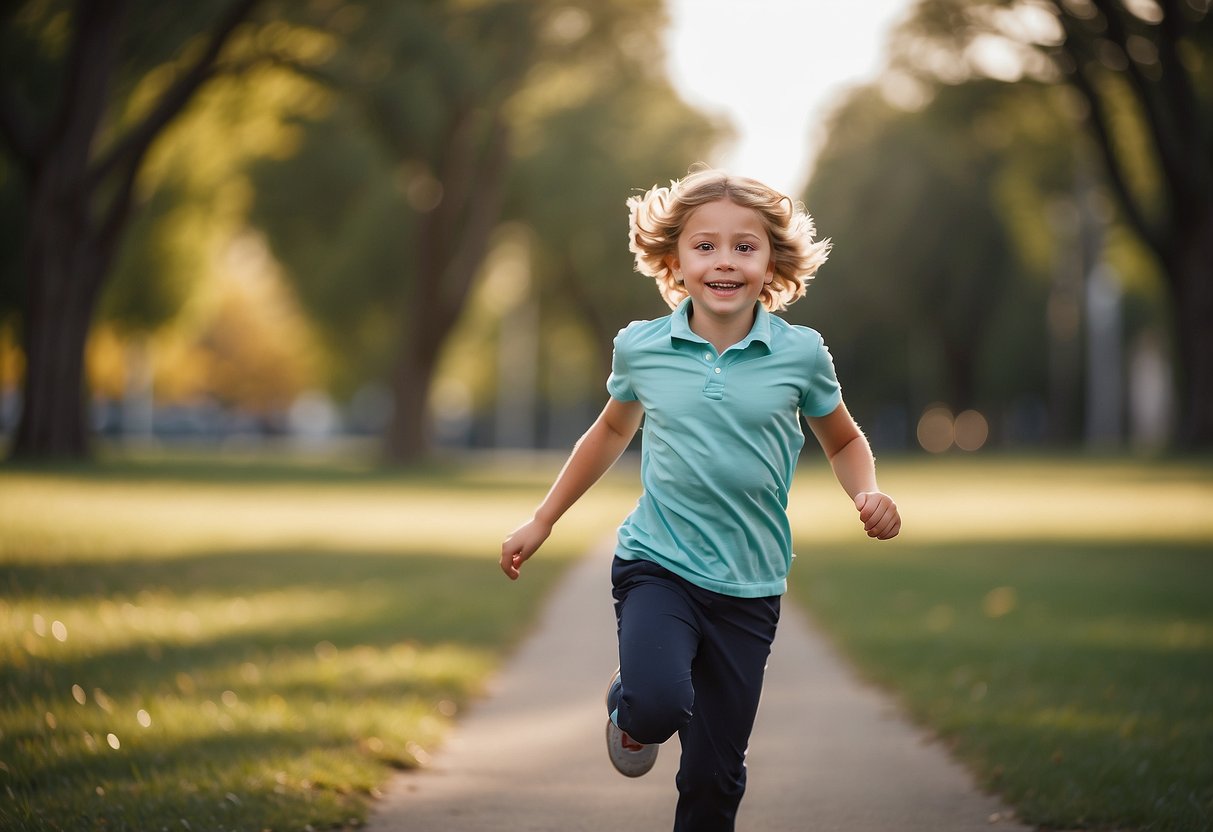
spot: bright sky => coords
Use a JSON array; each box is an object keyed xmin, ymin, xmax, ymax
[{"xmin": 664, "ymin": 0, "xmax": 913, "ymax": 195}]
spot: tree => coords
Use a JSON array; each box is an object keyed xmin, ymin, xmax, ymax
[
  {"xmin": 509, "ymin": 64, "xmax": 727, "ymax": 380},
  {"xmin": 894, "ymin": 0, "xmax": 1213, "ymax": 446},
  {"xmin": 251, "ymin": 0, "xmax": 689, "ymax": 463},
  {"xmin": 800, "ymin": 81, "xmax": 1057, "ymax": 441},
  {"xmin": 0, "ymin": 0, "xmax": 259, "ymax": 459}
]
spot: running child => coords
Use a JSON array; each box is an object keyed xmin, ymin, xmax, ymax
[{"xmin": 500, "ymin": 167, "xmax": 901, "ymax": 832}]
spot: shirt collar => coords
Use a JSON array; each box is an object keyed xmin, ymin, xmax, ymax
[{"xmin": 671, "ymin": 298, "xmax": 773, "ymax": 353}]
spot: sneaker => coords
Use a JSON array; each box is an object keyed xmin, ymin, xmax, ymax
[{"xmin": 604, "ymin": 668, "xmax": 659, "ymax": 778}]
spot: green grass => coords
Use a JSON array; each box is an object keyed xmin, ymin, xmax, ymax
[
  {"xmin": 0, "ymin": 451, "xmax": 638, "ymax": 832},
  {"xmin": 4, "ymin": 451, "xmax": 1211, "ymax": 831},
  {"xmin": 787, "ymin": 455, "xmax": 1213, "ymax": 832}
]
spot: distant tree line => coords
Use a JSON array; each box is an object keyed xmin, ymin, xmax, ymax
[
  {"xmin": 801, "ymin": 0, "xmax": 1211, "ymax": 449},
  {"xmin": 2, "ymin": 0, "xmax": 1208, "ymax": 462},
  {"xmin": 0, "ymin": 0, "xmax": 718, "ymax": 463}
]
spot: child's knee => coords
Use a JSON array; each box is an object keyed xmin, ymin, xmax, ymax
[{"xmin": 619, "ymin": 681, "xmax": 693, "ymax": 744}]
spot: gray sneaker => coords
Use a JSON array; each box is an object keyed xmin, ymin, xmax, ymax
[{"xmin": 605, "ymin": 669, "xmax": 658, "ymax": 778}]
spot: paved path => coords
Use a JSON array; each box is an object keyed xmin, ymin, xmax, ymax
[{"xmin": 367, "ymin": 542, "xmax": 1030, "ymax": 831}]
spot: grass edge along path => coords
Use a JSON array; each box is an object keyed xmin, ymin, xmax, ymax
[{"xmin": 787, "ymin": 455, "xmax": 1213, "ymax": 832}]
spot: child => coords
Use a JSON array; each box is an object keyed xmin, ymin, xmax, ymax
[{"xmin": 499, "ymin": 167, "xmax": 900, "ymax": 831}]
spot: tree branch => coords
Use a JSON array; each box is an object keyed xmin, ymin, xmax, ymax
[
  {"xmin": 442, "ymin": 110, "xmax": 509, "ymax": 303},
  {"xmin": 92, "ymin": 143, "xmax": 143, "ymax": 292},
  {"xmin": 1084, "ymin": 0, "xmax": 1187, "ymax": 195},
  {"xmin": 88, "ymin": 0, "xmax": 259, "ymax": 188},
  {"xmin": 1063, "ymin": 49, "xmax": 1168, "ymax": 263}
]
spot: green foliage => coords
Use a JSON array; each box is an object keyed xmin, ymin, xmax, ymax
[
  {"xmin": 0, "ymin": 0, "xmax": 270, "ymax": 331},
  {"xmin": 888, "ymin": 0, "xmax": 1213, "ymax": 448},
  {"xmin": 249, "ymin": 107, "xmax": 409, "ymax": 392},
  {"xmin": 509, "ymin": 61, "xmax": 727, "ymax": 376},
  {"xmin": 249, "ymin": 0, "xmax": 565, "ymax": 391},
  {"xmin": 800, "ymin": 81, "xmax": 1068, "ymax": 429},
  {"xmin": 247, "ymin": 0, "xmax": 714, "ymax": 406},
  {"xmin": 103, "ymin": 185, "xmax": 197, "ymax": 333}
]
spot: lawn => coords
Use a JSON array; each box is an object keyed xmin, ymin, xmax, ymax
[
  {"xmin": 787, "ymin": 455, "xmax": 1213, "ymax": 832},
  {"xmin": 2, "ymin": 451, "xmax": 1210, "ymax": 831},
  {"xmin": 0, "ymin": 451, "xmax": 639, "ymax": 831}
]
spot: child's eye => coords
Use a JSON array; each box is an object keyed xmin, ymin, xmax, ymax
[
  {"xmin": 736, "ymin": 243, "xmax": 755, "ymax": 253},
  {"xmin": 694, "ymin": 242, "xmax": 714, "ymax": 251}
]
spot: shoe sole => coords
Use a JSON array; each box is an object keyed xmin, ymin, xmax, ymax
[{"xmin": 605, "ymin": 718, "xmax": 659, "ymax": 778}]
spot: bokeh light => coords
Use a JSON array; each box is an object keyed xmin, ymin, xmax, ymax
[
  {"xmin": 954, "ymin": 409, "xmax": 990, "ymax": 452},
  {"xmin": 918, "ymin": 406, "xmax": 990, "ymax": 452},
  {"xmin": 916, "ymin": 405, "xmax": 954, "ymax": 453}
]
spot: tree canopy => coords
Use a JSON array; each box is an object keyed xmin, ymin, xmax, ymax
[
  {"xmin": 249, "ymin": 0, "xmax": 721, "ymax": 460},
  {"xmin": 887, "ymin": 0, "xmax": 1213, "ymax": 445}
]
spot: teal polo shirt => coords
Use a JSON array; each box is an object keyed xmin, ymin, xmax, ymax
[{"xmin": 607, "ymin": 298, "xmax": 842, "ymax": 598}]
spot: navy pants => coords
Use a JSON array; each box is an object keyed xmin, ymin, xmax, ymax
[{"xmin": 611, "ymin": 556, "xmax": 781, "ymax": 832}]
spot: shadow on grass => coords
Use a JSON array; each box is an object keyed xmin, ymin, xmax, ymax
[
  {"xmin": 0, "ymin": 546, "xmax": 571, "ymax": 832},
  {"xmin": 0, "ymin": 451, "xmax": 634, "ymax": 830},
  {"xmin": 2, "ymin": 546, "xmax": 564, "ymax": 688}
]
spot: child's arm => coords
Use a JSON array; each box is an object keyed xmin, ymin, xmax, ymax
[
  {"xmin": 500, "ymin": 397, "xmax": 644, "ymax": 580},
  {"xmin": 807, "ymin": 402, "xmax": 901, "ymax": 540}
]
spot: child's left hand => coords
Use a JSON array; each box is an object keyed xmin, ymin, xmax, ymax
[{"xmin": 854, "ymin": 492, "xmax": 900, "ymax": 540}]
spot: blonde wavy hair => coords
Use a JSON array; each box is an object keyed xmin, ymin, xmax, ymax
[{"xmin": 627, "ymin": 166, "xmax": 831, "ymax": 312}]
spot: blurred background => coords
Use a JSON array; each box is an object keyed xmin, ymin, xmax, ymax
[
  {"xmin": 2, "ymin": 0, "xmax": 1209, "ymax": 464},
  {"xmin": 2, "ymin": 4, "xmax": 1212, "ymax": 830}
]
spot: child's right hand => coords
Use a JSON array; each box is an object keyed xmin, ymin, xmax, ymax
[
  {"xmin": 499, "ymin": 518, "xmax": 552, "ymax": 580},
  {"xmin": 854, "ymin": 491, "xmax": 901, "ymax": 540}
]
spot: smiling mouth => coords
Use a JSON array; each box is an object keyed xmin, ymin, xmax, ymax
[{"xmin": 705, "ymin": 281, "xmax": 742, "ymax": 291}]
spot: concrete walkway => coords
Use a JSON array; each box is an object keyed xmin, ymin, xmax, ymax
[{"xmin": 367, "ymin": 542, "xmax": 1031, "ymax": 831}]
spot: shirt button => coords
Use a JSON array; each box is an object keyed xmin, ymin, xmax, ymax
[
  {"xmin": 714, "ymin": 367, "xmax": 722, "ymax": 374},
  {"xmin": 704, "ymin": 353, "xmax": 713, "ymax": 361}
]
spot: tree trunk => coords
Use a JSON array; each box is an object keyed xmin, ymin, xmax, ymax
[
  {"xmin": 380, "ymin": 108, "xmax": 510, "ymax": 465},
  {"xmin": 384, "ymin": 317, "xmax": 446, "ymax": 464},
  {"xmin": 11, "ymin": 202, "xmax": 106, "ymax": 459},
  {"xmin": 1170, "ymin": 212, "xmax": 1213, "ymax": 448},
  {"xmin": 2, "ymin": 0, "xmax": 258, "ymax": 461}
]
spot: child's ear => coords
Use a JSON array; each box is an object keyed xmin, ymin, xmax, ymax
[{"xmin": 665, "ymin": 254, "xmax": 680, "ymax": 273}]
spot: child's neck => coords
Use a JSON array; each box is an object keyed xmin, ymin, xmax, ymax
[{"xmin": 687, "ymin": 302, "xmax": 757, "ymax": 354}]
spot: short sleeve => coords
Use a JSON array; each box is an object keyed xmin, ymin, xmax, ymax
[
  {"xmin": 605, "ymin": 328, "xmax": 638, "ymax": 401},
  {"xmin": 800, "ymin": 337, "xmax": 842, "ymax": 417}
]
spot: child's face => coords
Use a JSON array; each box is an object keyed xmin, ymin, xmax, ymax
[{"xmin": 667, "ymin": 198, "xmax": 775, "ymax": 327}]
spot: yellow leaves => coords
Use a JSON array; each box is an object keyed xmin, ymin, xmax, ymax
[
  {"xmin": 91, "ymin": 229, "xmax": 329, "ymax": 412},
  {"xmin": 256, "ymin": 21, "xmax": 340, "ymax": 67}
]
